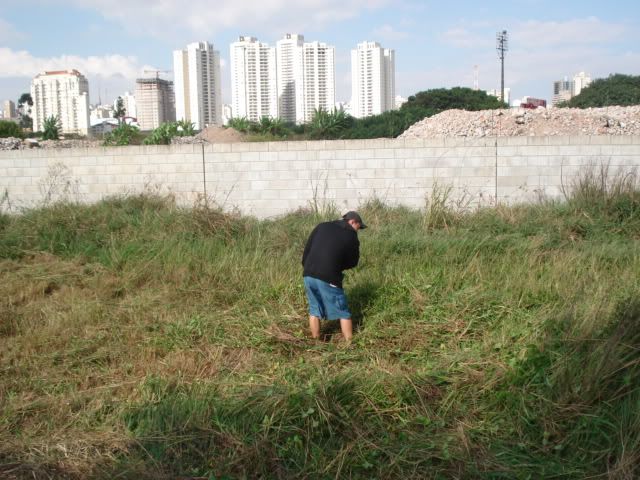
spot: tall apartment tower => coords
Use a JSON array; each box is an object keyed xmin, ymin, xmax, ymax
[
  {"xmin": 31, "ymin": 70, "xmax": 90, "ymax": 135},
  {"xmin": 351, "ymin": 41, "xmax": 395, "ymax": 118},
  {"xmin": 2, "ymin": 100, "xmax": 16, "ymax": 120},
  {"xmin": 302, "ymin": 41, "xmax": 335, "ymax": 123},
  {"xmin": 573, "ymin": 71, "xmax": 592, "ymax": 96},
  {"xmin": 230, "ymin": 36, "xmax": 278, "ymax": 121},
  {"xmin": 276, "ymin": 34, "xmax": 305, "ymax": 124},
  {"xmin": 173, "ymin": 41, "xmax": 222, "ymax": 129},
  {"xmin": 552, "ymin": 72, "xmax": 592, "ymax": 106},
  {"xmin": 135, "ymin": 77, "xmax": 176, "ymax": 130},
  {"xmin": 275, "ymin": 34, "xmax": 336, "ymax": 124}
]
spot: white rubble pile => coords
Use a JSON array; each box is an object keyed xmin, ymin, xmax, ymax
[
  {"xmin": 0, "ymin": 137, "xmax": 102, "ymax": 151},
  {"xmin": 399, "ymin": 106, "xmax": 640, "ymax": 139},
  {"xmin": 0, "ymin": 137, "xmax": 23, "ymax": 150}
]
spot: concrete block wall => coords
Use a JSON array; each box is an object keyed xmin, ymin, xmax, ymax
[{"xmin": 1, "ymin": 136, "xmax": 639, "ymax": 217}]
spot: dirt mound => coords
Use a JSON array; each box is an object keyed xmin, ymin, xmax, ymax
[
  {"xmin": 196, "ymin": 126, "xmax": 246, "ymax": 143},
  {"xmin": 399, "ymin": 106, "xmax": 640, "ymax": 139}
]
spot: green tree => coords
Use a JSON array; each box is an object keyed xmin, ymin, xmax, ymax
[
  {"xmin": 17, "ymin": 92, "xmax": 33, "ymax": 130},
  {"xmin": 42, "ymin": 115, "xmax": 60, "ymax": 140},
  {"xmin": 228, "ymin": 117, "xmax": 251, "ymax": 133},
  {"xmin": 114, "ymin": 97, "xmax": 126, "ymax": 123},
  {"xmin": 143, "ymin": 121, "xmax": 195, "ymax": 145},
  {"xmin": 176, "ymin": 119, "xmax": 196, "ymax": 136},
  {"xmin": 0, "ymin": 120, "xmax": 24, "ymax": 139},
  {"xmin": 17, "ymin": 93, "xmax": 33, "ymax": 109},
  {"xmin": 103, "ymin": 123, "xmax": 141, "ymax": 146},
  {"xmin": 307, "ymin": 108, "xmax": 353, "ymax": 139},
  {"xmin": 560, "ymin": 74, "xmax": 640, "ymax": 108},
  {"xmin": 339, "ymin": 87, "xmax": 505, "ymax": 139}
]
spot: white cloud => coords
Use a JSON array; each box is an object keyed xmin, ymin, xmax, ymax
[
  {"xmin": 0, "ymin": 47, "xmax": 149, "ymax": 79},
  {"xmin": 64, "ymin": 0, "xmax": 392, "ymax": 38}
]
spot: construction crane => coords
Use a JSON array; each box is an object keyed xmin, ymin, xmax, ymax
[{"xmin": 143, "ymin": 69, "xmax": 171, "ymax": 79}]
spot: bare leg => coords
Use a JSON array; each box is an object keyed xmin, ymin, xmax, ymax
[
  {"xmin": 340, "ymin": 319, "xmax": 353, "ymax": 343},
  {"xmin": 309, "ymin": 315, "xmax": 320, "ymax": 339}
]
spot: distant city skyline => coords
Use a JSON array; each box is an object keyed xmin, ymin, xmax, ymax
[{"xmin": 1, "ymin": 0, "xmax": 639, "ymax": 107}]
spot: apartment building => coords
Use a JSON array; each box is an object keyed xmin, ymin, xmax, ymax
[
  {"xmin": 552, "ymin": 72, "xmax": 592, "ymax": 106},
  {"xmin": 230, "ymin": 36, "xmax": 278, "ymax": 121},
  {"xmin": 2, "ymin": 100, "xmax": 16, "ymax": 120},
  {"xmin": 275, "ymin": 34, "xmax": 336, "ymax": 124},
  {"xmin": 135, "ymin": 77, "xmax": 176, "ymax": 130},
  {"xmin": 31, "ymin": 70, "xmax": 90, "ymax": 135},
  {"xmin": 173, "ymin": 41, "xmax": 222, "ymax": 129},
  {"xmin": 351, "ymin": 41, "xmax": 395, "ymax": 118}
]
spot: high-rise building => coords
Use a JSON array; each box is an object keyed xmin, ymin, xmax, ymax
[
  {"xmin": 230, "ymin": 36, "xmax": 278, "ymax": 122},
  {"xmin": 573, "ymin": 71, "xmax": 592, "ymax": 97},
  {"xmin": 2, "ymin": 100, "xmax": 16, "ymax": 120},
  {"xmin": 275, "ymin": 34, "xmax": 336, "ymax": 124},
  {"xmin": 486, "ymin": 88, "xmax": 511, "ymax": 105},
  {"xmin": 114, "ymin": 91, "xmax": 137, "ymax": 119},
  {"xmin": 31, "ymin": 70, "xmax": 90, "ymax": 135},
  {"xmin": 553, "ymin": 78, "xmax": 573, "ymax": 106},
  {"xmin": 135, "ymin": 77, "xmax": 176, "ymax": 130},
  {"xmin": 173, "ymin": 41, "xmax": 222, "ymax": 129},
  {"xmin": 301, "ymin": 41, "xmax": 335, "ymax": 123},
  {"xmin": 552, "ymin": 72, "xmax": 592, "ymax": 106},
  {"xmin": 276, "ymin": 34, "xmax": 305, "ymax": 124},
  {"xmin": 350, "ymin": 41, "xmax": 395, "ymax": 118}
]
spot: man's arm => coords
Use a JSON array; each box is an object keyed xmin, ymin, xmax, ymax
[
  {"xmin": 302, "ymin": 225, "xmax": 318, "ymax": 266},
  {"xmin": 342, "ymin": 238, "xmax": 360, "ymax": 270}
]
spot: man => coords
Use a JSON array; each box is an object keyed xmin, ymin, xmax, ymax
[{"xmin": 302, "ymin": 211, "xmax": 366, "ymax": 343}]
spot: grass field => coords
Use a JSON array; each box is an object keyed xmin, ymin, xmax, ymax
[{"xmin": 1, "ymin": 171, "xmax": 639, "ymax": 479}]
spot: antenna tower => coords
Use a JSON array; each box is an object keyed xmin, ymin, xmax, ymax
[
  {"xmin": 496, "ymin": 30, "xmax": 508, "ymax": 105},
  {"xmin": 473, "ymin": 65, "xmax": 479, "ymax": 90}
]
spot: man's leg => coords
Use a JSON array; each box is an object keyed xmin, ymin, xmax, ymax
[
  {"xmin": 339, "ymin": 319, "xmax": 353, "ymax": 343},
  {"xmin": 309, "ymin": 315, "xmax": 320, "ymax": 340}
]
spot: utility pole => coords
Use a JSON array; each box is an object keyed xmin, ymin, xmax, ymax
[{"xmin": 496, "ymin": 30, "xmax": 508, "ymax": 106}]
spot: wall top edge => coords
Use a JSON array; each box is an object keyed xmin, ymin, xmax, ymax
[{"xmin": 0, "ymin": 135, "xmax": 639, "ymax": 158}]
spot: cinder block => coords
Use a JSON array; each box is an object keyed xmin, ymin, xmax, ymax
[
  {"xmin": 306, "ymin": 140, "xmax": 327, "ymax": 150},
  {"xmin": 287, "ymin": 141, "xmax": 306, "ymax": 151},
  {"xmin": 353, "ymin": 149, "xmax": 376, "ymax": 160}
]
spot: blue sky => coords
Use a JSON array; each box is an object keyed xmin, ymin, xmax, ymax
[{"xmin": 1, "ymin": 0, "xmax": 639, "ymax": 108}]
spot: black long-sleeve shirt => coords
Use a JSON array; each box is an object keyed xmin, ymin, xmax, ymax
[{"xmin": 302, "ymin": 220, "xmax": 360, "ymax": 288}]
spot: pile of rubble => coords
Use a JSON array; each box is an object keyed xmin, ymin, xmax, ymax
[
  {"xmin": 399, "ymin": 106, "xmax": 640, "ymax": 139},
  {"xmin": 0, "ymin": 137, "xmax": 102, "ymax": 151}
]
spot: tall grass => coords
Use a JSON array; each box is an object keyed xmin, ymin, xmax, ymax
[{"xmin": 1, "ymin": 171, "xmax": 639, "ymax": 479}]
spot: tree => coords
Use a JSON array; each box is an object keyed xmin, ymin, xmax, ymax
[
  {"xmin": 103, "ymin": 123, "xmax": 141, "ymax": 146},
  {"xmin": 307, "ymin": 108, "xmax": 353, "ymax": 139},
  {"xmin": 42, "ymin": 116, "xmax": 60, "ymax": 140},
  {"xmin": 114, "ymin": 96, "xmax": 126, "ymax": 123},
  {"xmin": 560, "ymin": 74, "xmax": 640, "ymax": 108},
  {"xmin": 0, "ymin": 120, "xmax": 24, "ymax": 139},
  {"xmin": 17, "ymin": 93, "xmax": 33, "ymax": 108},
  {"xmin": 339, "ymin": 87, "xmax": 506, "ymax": 139},
  {"xmin": 17, "ymin": 92, "xmax": 33, "ymax": 130}
]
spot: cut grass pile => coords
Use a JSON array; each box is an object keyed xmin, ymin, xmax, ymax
[{"xmin": 1, "ymin": 172, "xmax": 639, "ymax": 479}]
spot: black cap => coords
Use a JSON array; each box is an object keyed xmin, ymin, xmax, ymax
[{"xmin": 342, "ymin": 211, "xmax": 367, "ymax": 229}]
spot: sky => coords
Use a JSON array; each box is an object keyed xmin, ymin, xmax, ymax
[{"xmin": 1, "ymin": 0, "xmax": 639, "ymax": 108}]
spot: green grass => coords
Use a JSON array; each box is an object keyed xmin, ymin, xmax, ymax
[{"xmin": 1, "ymin": 175, "xmax": 640, "ymax": 479}]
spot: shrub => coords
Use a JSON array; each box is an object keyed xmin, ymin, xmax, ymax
[
  {"xmin": 307, "ymin": 108, "xmax": 353, "ymax": 139},
  {"xmin": 42, "ymin": 115, "xmax": 60, "ymax": 140},
  {"xmin": 0, "ymin": 120, "xmax": 23, "ymax": 139},
  {"xmin": 103, "ymin": 123, "xmax": 142, "ymax": 146},
  {"xmin": 143, "ymin": 121, "xmax": 195, "ymax": 145}
]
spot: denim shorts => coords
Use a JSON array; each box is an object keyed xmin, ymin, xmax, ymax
[{"xmin": 303, "ymin": 276, "xmax": 351, "ymax": 320}]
